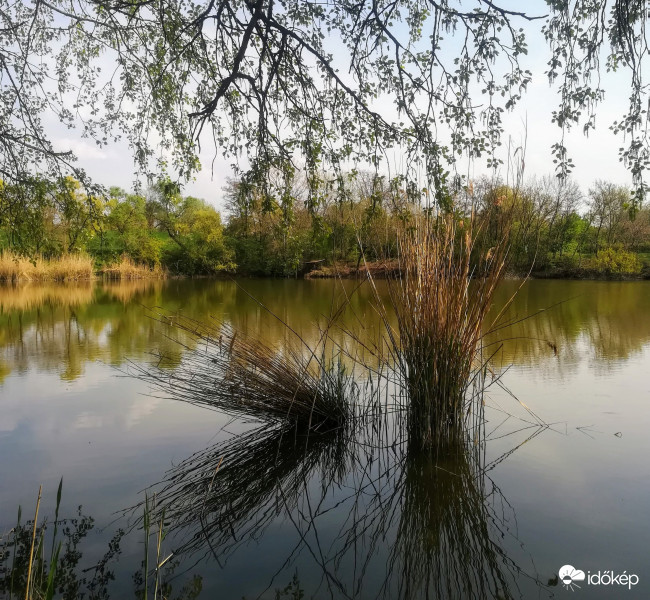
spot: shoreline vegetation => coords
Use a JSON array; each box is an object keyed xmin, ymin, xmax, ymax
[
  {"xmin": 1, "ymin": 174, "xmax": 650, "ymax": 283},
  {"xmin": 1, "ymin": 244, "xmax": 648, "ymax": 286},
  {"xmin": 0, "ymin": 252, "xmax": 647, "ymax": 285},
  {"xmin": 0, "ymin": 252, "xmax": 166, "ymax": 282},
  {"xmin": 304, "ymin": 257, "xmax": 650, "ymax": 280}
]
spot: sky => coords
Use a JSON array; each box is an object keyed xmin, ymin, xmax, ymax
[{"xmin": 47, "ymin": 1, "xmax": 639, "ymax": 212}]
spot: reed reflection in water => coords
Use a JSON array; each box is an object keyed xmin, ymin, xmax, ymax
[
  {"xmin": 137, "ymin": 413, "xmax": 548, "ymax": 600},
  {"xmin": 1, "ymin": 278, "xmax": 648, "ymax": 598}
]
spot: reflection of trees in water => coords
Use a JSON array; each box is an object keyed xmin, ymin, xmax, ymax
[
  {"xmin": 140, "ymin": 418, "xmax": 548, "ymax": 600},
  {"xmin": 486, "ymin": 280, "xmax": 650, "ymax": 374},
  {"xmin": 0, "ymin": 279, "xmax": 378, "ymax": 380},
  {"xmin": 0, "ymin": 278, "xmax": 648, "ymax": 381},
  {"xmin": 0, "ymin": 280, "xmax": 231, "ymax": 379}
]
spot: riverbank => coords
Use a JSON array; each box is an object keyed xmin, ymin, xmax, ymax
[
  {"xmin": 2, "ymin": 252, "xmax": 648, "ymax": 283},
  {"xmin": 304, "ymin": 258, "xmax": 650, "ymax": 280}
]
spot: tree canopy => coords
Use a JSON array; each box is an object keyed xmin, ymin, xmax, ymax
[{"xmin": 1, "ymin": 1, "xmax": 648, "ymax": 205}]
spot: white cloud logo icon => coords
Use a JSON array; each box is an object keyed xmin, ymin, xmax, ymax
[{"xmin": 559, "ymin": 565, "xmax": 586, "ymax": 590}]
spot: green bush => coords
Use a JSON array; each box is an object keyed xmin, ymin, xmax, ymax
[
  {"xmin": 547, "ymin": 252, "xmax": 581, "ymax": 274},
  {"xmin": 590, "ymin": 247, "xmax": 642, "ymax": 276}
]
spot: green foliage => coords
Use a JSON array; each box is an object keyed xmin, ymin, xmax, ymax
[
  {"xmin": 156, "ymin": 191, "xmax": 234, "ymax": 275},
  {"xmin": 1, "ymin": 172, "xmax": 649, "ymax": 279},
  {"xmin": 0, "ymin": 178, "xmax": 60, "ymax": 257},
  {"xmin": 0, "ymin": 177, "xmax": 234, "ymax": 276},
  {"xmin": 546, "ymin": 252, "xmax": 581, "ymax": 275},
  {"xmin": 0, "ymin": 482, "xmax": 123, "ymax": 600},
  {"xmin": 590, "ymin": 247, "xmax": 642, "ymax": 276},
  {"xmin": 222, "ymin": 168, "xmax": 410, "ymax": 275},
  {"xmin": 3, "ymin": 0, "xmax": 650, "ymax": 213}
]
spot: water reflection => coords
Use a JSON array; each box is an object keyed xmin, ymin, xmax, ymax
[
  {"xmin": 135, "ymin": 416, "xmax": 548, "ymax": 600},
  {"xmin": 0, "ymin": 278, "xmax": 648, "ymax": 382},
  {"xmin": 1, "ymin": 278, "xmax": 648, "ymax": 598},
  {"xmin": 0, "ymin": 281, "xmax": 94, "ymax": 312},
  {"xmin": 487, "ymin": 280, "xmax": 650, "ymax": 370},
  {"xmin": 144, "ymin": 423, "xmax": 357, "ymax": 565},
  {"xmin": 381, "ymin": 445, "xmax": 534, "ymax": 599}
]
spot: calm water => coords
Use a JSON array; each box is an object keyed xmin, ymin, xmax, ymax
[{"xmin": 0, "ymin": 278, "xmax": 649, "ymax": 598}]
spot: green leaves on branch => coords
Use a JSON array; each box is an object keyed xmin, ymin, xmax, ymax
[{"xmin": 1, "ymin": 1, "xmax": 648, "ymax": 208}]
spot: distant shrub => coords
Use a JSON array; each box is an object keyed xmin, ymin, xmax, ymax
[
  {"xmin": 590, "ymin": 247, "xmax": 642, "ymax": 276},
  {"xmin": 547, "ymin": 252, "xmax": 580, "ymax": 274}
]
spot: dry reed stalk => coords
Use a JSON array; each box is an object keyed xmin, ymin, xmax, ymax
[
  {"xmin": 376, "ymin": 213, "xmax": 510, "ymax": 450},
  {"xmin": 0, "ymin": 252, "xmax": 34, "ymax": 281},
  {"xmin": 25, "ymin": 485, "xmax": 42, "ymax": 600}
]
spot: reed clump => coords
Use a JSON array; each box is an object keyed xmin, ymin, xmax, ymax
[
  {"xmin": 130, "ymin": 316, "xmax": 358, "ymax": 430},
  {"xmin": 99, "ymin": 256, "xmax": 165, "ymax": 280},
  {"xmin": 0, "ymin": 251, "xmax": 93, "ymax": 282},
  {"xmin": 380, "ymin": 214, "xmax": 509, "ymax": 450}
]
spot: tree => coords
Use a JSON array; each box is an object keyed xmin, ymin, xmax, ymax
[
  {"xmin": 102, "ymin": 188, "xmax": 163, "ymax": 265},
  {"xmin": 54, "ymin": 176, "xmax": 100, "ymax": 253},
  {"xmin": 587, "ymin": 180, "xmax": 630, "ymax": 252},
  {"xmin": 0, "ymin": 178, "xmax": 54, "ymax": 255},
  {"xmin": 152, "ymin": 180, "xmax": 233, "ymax": 274},
  {"xmin": 0, "ymin": 1, "xmax": 649, "ymax": 206}
]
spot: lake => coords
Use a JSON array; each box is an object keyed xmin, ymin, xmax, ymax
[{"xmin": 0, "ymin": 278, "xmax": 648, "ymax": 598}]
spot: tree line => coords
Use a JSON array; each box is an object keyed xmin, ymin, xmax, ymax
[{"xmin": 1, "ymin": 172, "xmax": 648, "ymax": 278}]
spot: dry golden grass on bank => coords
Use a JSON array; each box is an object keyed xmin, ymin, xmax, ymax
[
  {"xmin": 0, "ymin": 251, "xmax": 94, "ymax": 282},
  {"xmin": 99, "ymin": 256, "xmax": 166, "ymax": 280}
]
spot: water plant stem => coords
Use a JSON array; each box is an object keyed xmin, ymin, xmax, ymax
[{"xmin": 25, "ymin": 485, "xmax": 42, "ymax": 600}]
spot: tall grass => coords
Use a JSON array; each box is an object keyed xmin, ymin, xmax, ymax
[
  {"xmin": 372, "ymin": 214, "xmax": 510, "ymax": 450},
  {"xmin": 100, "ymin": 256, "xmax": 165, "ymax": 280},
  {"xmin": 130, "ymin": 316, "xmax": 358, "ymax": 430},
  {"xmin": 0, "ymin": 252, "xmax": 93, "ymax": 282},
  {"xmin": 0, "ymin": 481, "xmax": 62, "ymax": 600}
]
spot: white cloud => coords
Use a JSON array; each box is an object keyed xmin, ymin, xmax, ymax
[{"xmin": 54, "ymin": 137, "xmax": 110, "ymax": 160}]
